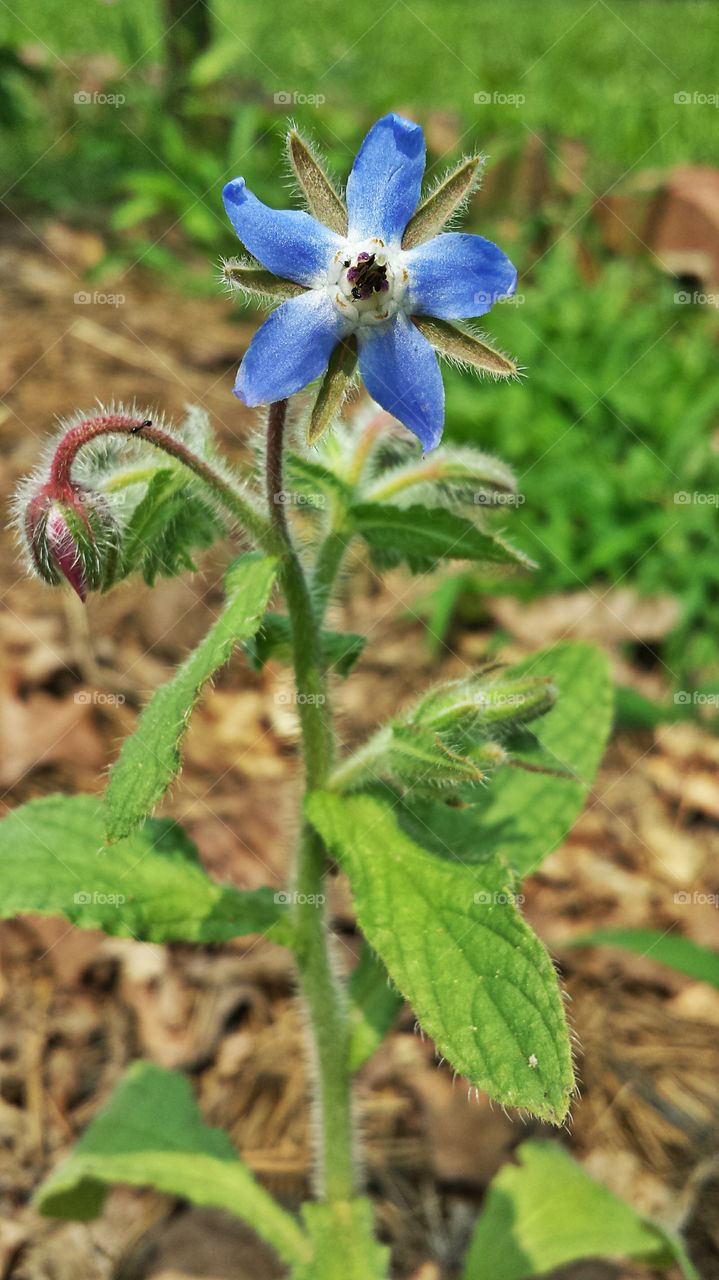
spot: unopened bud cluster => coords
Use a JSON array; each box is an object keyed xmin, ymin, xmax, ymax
[{"xmin": 330, "ymin": 671, "xmax": 556, "ymax": 794}]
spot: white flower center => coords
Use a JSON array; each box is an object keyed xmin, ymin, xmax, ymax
[{"xmin": 325, "ymin": 238, "xmax": 408, "ymax": 330}]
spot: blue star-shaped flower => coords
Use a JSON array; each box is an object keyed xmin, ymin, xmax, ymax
[{"xmin": 223, "ymin": 113, "xmax": 517, "ymax": 451}]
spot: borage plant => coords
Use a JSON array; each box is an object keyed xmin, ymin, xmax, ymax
[{"xmin": 6, "ymin": 115, "xmax": 694, "ymax": 1278}]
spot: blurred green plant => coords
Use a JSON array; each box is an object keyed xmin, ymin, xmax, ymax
[{"xmin": 425, "ymin": 246, "xmax": 719, "ymax": 690}]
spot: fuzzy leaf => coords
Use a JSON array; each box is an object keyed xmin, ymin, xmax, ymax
[
  {"xmin": 306, "ymin": 789, "xmax": 574, "ymax": 1123},
  {"xmin": 37, "ymin": 1062, "xmax": 311, "ymax": 1267},
  {"xmin": 287, "ymin": 128, "xmax": 348, "ymax": 235},
  {"xmin": 348, "ymin": 945, "xmax": 403, "ymax": 1072},
  {"xmin": 117, "ymin": 467, "xmax": 224, "ymax": 586},
  {"xmin": 462, "ymin": 1141, "xmax": 698, "ymax": 1280},
  {"xmin": 221, "ymin": 258, "xmax": 306, "ymax": 301},
  {"xmin": 244, "ymin": 613, "xmax": 365, "ymax": 678},
  {"xmin": 307, "ymin": 338, "xmax": 358, "ymax": 446},
  {"xmin": 0, "ymin": 794, "xmax": 286, "ymax": 943},
  {"xmin": 402, "ymin": 154, "xmax": 484, "ymax": 249},
  {"xmin": 468, "ymin": 643, "xmax": 613, "ymax": 875},
  {"xmin": 284, "ymin": 452, "xmax": 353, "ymax": 504},
  {"xmin": 414, "ymin": 316, "xmax": 517, "ymax": 377},
  {"xmin": 350, "ymin": 502, "xmax": 533, "ymax": 572},
  {"xmin": 105, "ymin": 553, "xmax": 278, "ymax": 842}
]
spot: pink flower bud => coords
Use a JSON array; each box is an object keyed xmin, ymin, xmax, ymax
[{"xmin": 22, "ymin": 482, "xmax": 116, "ymax": 602}]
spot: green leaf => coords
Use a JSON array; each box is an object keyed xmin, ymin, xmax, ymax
[
  {"xmin": 462, "ymin": 1141, "xmax": 699, "ymax": 1280},
  {"xmin": 350, "ymin": 502, "xmax": 533, "ymax": 573},
  {"xmin": 305, "ymin": 789, "xmax": 574, "ymax": 1123},
  {"xmin": 244, "ymin": 613, "xmax": 366, "ymax": 678},
  {"xmin": 0, "ymin": 794, "xmax": 287, "ymax": 944},
  {"xmin": 105, "ymin": 553, "xmax": 278, "ymax": 842},
  {"xmin": 293, "ymin": 1199, "xmax": 389, "ymax": 1280},
  {"xmin": 565, "ymin": 928, "xmax": 719, "ymax": 989},
  {"xmin": 348, "ymin": 945, "xmax": 403, "ymax": 1072},
  {"xmin": 468, "ymin": 642, "xmax": 613, "ymax": 875},
  {"xmin": 285, "ymin": 452, "xmax": 353, "ymax": 505},
  {"xmin": 118, "ymin": 468, "xmax": 224, "ymax": 586},
  {"xmin": 37, "ymin": 1062, "xmax": 311, "ymax": 1268}
]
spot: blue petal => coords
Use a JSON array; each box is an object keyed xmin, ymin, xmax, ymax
[
  {"xmin": 235, "ymin": 291, "xmax": 345, "ymax": 406},
  {"xmin": 406, "ymin": 232, "xmax": 517, "ymax": 319},
  {"xmin": 358, "ymin": 314, "xmax": 444, "ymax": 452},
  {"xmin": 223, "ymin": 179, "xmax": 342, "ymax": 286},
  {"xmin": 346, "ymin": 113, "xmax": 425, "ymax": 246}
]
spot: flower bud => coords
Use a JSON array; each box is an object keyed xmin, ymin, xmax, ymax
[
  {"xmin": 22, "ymin": 483, "xmax": 118, "ymax": 601},
  {"xmin": 411, "ymin": 674, "xmax": 556, "ymax": 734}
]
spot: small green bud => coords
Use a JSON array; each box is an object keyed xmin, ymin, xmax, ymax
[{"xmin": 410, "ymin": 674, "xmax": 556, "ymax": 734}]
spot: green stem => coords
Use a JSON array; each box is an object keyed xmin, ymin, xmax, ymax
[
  {"xmin": 327, "ymin": 725, "xmax": 392, "ymax": 792},
  {"xmin": 266, "ymin": 400, "xmax": 356, "ymax": 1202}
]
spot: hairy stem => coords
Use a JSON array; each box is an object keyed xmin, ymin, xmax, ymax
[
  {"xmin": 267, "ymin": 400, "xmax": 356, "ymax": 1201},
  {"xmin": 49, "ymin": 414, "xmax": 271, "ymax": 545}
]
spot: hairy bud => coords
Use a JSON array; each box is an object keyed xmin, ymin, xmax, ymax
[
  {"xmin": 21, "ymin": 481, "xmax": 118, "ymax": 601},
  {"xmin": 412, "ymin": 674, "xmax": 556, "ymax": 734}
]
